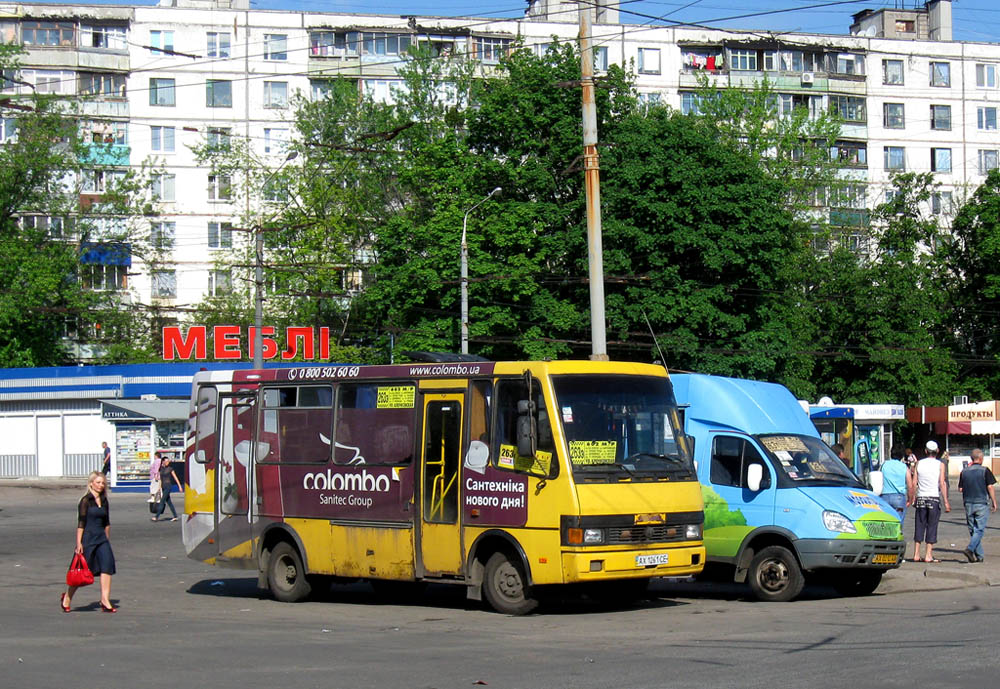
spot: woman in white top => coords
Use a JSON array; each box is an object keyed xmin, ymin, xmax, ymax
[{"xmin": 909, "ymin": 440, "xmax": 950, "ymax": 562}]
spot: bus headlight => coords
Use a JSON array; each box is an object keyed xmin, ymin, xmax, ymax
[
  {"xmin": 583, "ymin": 528, "xmax": 604, "ymax": 545},
  {"xmin": 684, "ymin": 524, "xmax": 702, "ymax": 540},
  {"xmin": 822, "ymin": 511, "xmax": 857, "ymax": 534}
]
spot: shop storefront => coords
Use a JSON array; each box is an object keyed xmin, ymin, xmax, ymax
[
  {"xmin": 100, "ymin": 399, "xmax": 189, "ymax": 488},
  {"xmin": 907, "ymin": 401, "xmax": 999, "ymax": 475}
]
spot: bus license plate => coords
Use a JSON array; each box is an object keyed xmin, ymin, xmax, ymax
[
  {"xmin": 636, "ymin": 553, "xmax": 669, "ymax": 567},
  {"xmin": 872, "ymin": 554, "xmax": 898, "ymax": 565}
]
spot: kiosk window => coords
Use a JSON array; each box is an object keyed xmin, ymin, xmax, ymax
[
  {"xmin": 334, "ymin": 383, "xmax": 415, "ymax": 465},
  {"xmin": 711, "ymin": 436, "xmax": 770, "ymax": 489}
]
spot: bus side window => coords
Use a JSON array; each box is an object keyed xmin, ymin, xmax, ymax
[
  {"xmin": 470, "ymin": 380, "xmax": 491, "ymax": 444},
  {"xmin": 195, "ymin": 385, "xmax": 218, "ymax": 464},
  {"xmin": 493, "ymin": 379, "xmax": 557, "ymax": 477},
  {"xmin": 335, "ymin": 383, "xmax": 415, "ymax": 466},
  {"xmin": 260, "ymin": 385, "xmax": 333, "ymax": 463}
]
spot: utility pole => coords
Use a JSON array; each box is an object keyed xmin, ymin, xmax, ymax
[{"xmin": 579, "ymin": 3, "xmax": 608, "ymax": 360}]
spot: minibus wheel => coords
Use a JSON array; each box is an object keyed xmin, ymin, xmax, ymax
[
  {"xmin": 483, "ymin": 551, "xmax": 538, "ymax": 615},
  {"xmin": 267, "ymin": 542, "xmax": 312, "ymax": 602},
  {"xmin": 748, "ymin": 545, "xmax": 804, "ymax": 602}
]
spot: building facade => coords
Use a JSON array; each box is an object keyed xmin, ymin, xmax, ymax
[{"xmin": 1, "ymin": 0, "xmax": 995, "ymax": 332}]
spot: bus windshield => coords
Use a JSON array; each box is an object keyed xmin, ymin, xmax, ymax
[
  {"xmin": 757, "ymin": 434, "xmax": 864, "ymax": 487},
  {"xmin": 552, "ymin": 374, "xmax": 694, "ymax": 482}
]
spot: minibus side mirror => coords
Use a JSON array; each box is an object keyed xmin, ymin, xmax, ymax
[
  {"xmin": 516, "ymin": 399, "xmax": 537, "ymax": 458},
  {"xmin": 746, "ymin": 463, "xmax": 764, "ymax": 492},
  {"xmin": 869, "ymin": 470, "xmax": 884, "ymax": 495}
]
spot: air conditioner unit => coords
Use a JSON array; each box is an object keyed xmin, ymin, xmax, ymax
[
  {"xmin": 954, "ymin": 395, "xmax": 969, "ymax": 405},
  {"xmin": 801, "ymin": 72, "xmax": 815, "ymax": 85}
]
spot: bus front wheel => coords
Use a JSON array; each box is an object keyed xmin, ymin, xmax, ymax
[
  {"xmin": 748, "ymin": 545, "xmax": 804, "ymax": 602},
  {"xmin": 267, "ymin": 542, "xmax": 312, "ymax": 603},
  {"xmin": 482, "ymin": 551, "xmax": 538, "ymax": 615}
]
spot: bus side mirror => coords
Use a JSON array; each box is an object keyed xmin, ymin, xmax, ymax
[
  {"xmin": 746, "ymin": 463, "xmax": 763, "ymax": 492},
  {"xmin": 516, "ymin": 399, "xmax": 537, "ymax": 458}
]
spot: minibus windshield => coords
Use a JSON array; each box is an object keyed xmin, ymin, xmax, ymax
[
  {"xmin": 757, "ymin": 434, "xmax": 864, "ymax": 487},
  {"xmin": 552, "ymin": 374, "xmax": 695, "ymax": 482}
]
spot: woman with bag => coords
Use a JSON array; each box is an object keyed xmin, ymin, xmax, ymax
[{"xmin": 61, "ymin": 471, "xmax": 117, "ymax": 613}]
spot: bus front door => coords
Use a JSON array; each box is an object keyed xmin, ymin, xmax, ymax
[
  {"xmin": 419, "ymin": 393, "xmax": 464, "ymax": 576},
  {"xmin": 216, "ymin": 396, "xmax": 256, "ymax": 562}
]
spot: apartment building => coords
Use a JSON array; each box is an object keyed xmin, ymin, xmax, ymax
[{"xmin": 1, "ymin": 0, "xmax": 996, "ymax": 340}]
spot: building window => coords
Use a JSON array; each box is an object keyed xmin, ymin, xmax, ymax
[
  {"xmin": 728, "ymin": 49, "xmax": 757, "ymax": 71},
  {"xmin": 882, "ymin": 59, "xmax": 904, "ymax": 85},
  {"xmin": 638, "ymin": 92, "xmax": 662, "ymax": 109},
  {"xmin": 930, "ymin": 61, "xmax": 950, "ymax": 87},
  {"xmin": 81, "ymin": 264, "xmax": 127, "ymax": 291},
  {"xmin": 680, "ymin": 91, "xmax": 702, "ymax": 115},
  {"xmin": 149, "ymin": 30, "xmax": 174, "ymax": 55},
  {"xmin": 831, "ymin": 141, "xmax": 867, "ymax": 167},
  {"xmin": 263, "ymin": 127, "xmax": 288, "ymax": 154},
  {"xmin": 833, "ymin": 53, "xmax": 865, "ymax": 76},
  {"xmin": 884, "ymin": 146, "xmax": 905, "ymax": 171},
  {"xmin": 895, "ymin": 20, "xmax": 915, "ymax": 33},
  {"xmin": 475, "ymin": 36, "xmax": 509, "ymax": 64},
  {"xmin": 23, "ymin": 70, "xmax": 75, "ymax": 95},
  {"xmin": 263, "ymin": 81, "xmax": 288, "ymax": 108},
  {"xmin": 81, "ymin": 25, "xmax": 127, "ymax": 51},
  {"xmin": 931, "ymin": 148, "xmax": 952, "ymax": 173},
  {"xmin": 149, "ymin": 78, "xmax": 175, "ymax": 106},
  {"xmin": 264, "ymin": 34, "xmax": 287, "ymax": 60},
  {"xmin": 979, "ymin": 150, "xmax": 999, "ymax": 175},
  {"xmin": 310, "ymin": 79, "xmax": 334, "ymax": 100},
  {"xmin": 1, "ymin": 117, "xmax": 17, "ymax": 143},
  {"xmin": 208, "ymin": 175, "xmax": 232, "ymax": 201},
  {"xmin": 638, "ymin": 47, "xmax": 661, "ymax": 74},
  {"xmin": 206, "ymin": 79, "xmax": 232, "ymax": 108},
  {"xmin": 81, "ymin": 169, "xmax": 126, "ymax": 193},
  {"xmin": 310, "ymin": 31, "xmax": 335, "ymax": 57},
  {"xmin": 207, "ymin": 127, "xmax": 231, "ymax": 149},
  {"xmin": 932, "ymin": 191, "xmax": 953, "ymax": 215},
  {"xmin": 208, "ymin": 221, "xmax": 233, "ymax": 249},
  {"xmin": 22, "ymin": 21, "xmax": 75, "ymax": 47},
  {"xmin": 978, "ymin": 107, "xmax": 997, "ymax": 131},
  {"xmin": 152, "ymin": 270, "xmax": 177, "ymax": 299},
  {"xmin": 151, "ymin": 173, "xmax": 176, "ymax": 202},
  {"xmin": 207, "ymin": 31, "xmax": 231, "ymax": 58},
  {"xmin": 208, "ymin": 270, "xmax": 231, "ymax": 297},
  {"xmin": 20, "ymin": 215, "xmax": 65, "ymax": 238},
  {"xmin": 830, "ymin": 95, "xmax": 866, "ymax": 123},
  {"xmin": 151, "ymin": 126, "xmax": 175, "ymax": 153},
  {"xmin": 79, "ymin": 73, "xmax": 126, "ymax": 98},
  {"xmin": 593, "ymin": 46, "xmax": 609, "ymax": 71},
  {"xmin": 883, "ymin": 102, "xmax": 905, "ymax": 129},
  {"xmin": 977, "ymin": 64, "xmax": 997, "ymax": 89},
  {"xmin": 362, "ymin": 32, "xmax": 413, "ymax": 56},
  {"xmin": 930, "ymin": 104, "xmax": 951, "ymax": 130},
  {"xmin": 150, "ymin": 221, "xmax": 176, "ymax": 248}
]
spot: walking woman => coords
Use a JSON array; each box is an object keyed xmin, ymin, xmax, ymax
[
  {"xmin": 62, "ymin": 471, "xmax": 117, "ymax": 613},
  {"xmin": 153, "ymin": 456, "xmax": 183, "ymax": 522}
]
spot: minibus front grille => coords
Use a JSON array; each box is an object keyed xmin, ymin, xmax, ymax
[{"xmin": 607, "ymin": 525, "xmax": 687, "ymax": 545}]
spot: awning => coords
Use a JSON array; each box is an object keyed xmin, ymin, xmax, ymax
[
  {"xmin": 100, "ymin": 399, "xmax": 188, "ymax": 422},
  {"xmin": 934, "ymin": 420, "xmax": 1000, "ymax": 436}
]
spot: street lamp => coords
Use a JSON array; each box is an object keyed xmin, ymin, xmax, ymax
[
  {"xmin": 461, "ymin": 187, "xmax": 501, "ymax": 355},
  {"xmin": 254, "ymin": 150, "xmax": 298, "ymax": 369}
]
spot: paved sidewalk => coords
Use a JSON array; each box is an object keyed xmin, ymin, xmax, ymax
[{"xmin": 4, "ymin": 477, "xmax": 998, "ymax": 595}]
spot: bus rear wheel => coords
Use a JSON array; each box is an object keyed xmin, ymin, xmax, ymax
[
  {"xmin": 267, "ymin": 542, "xmax": 312, "ymax": 602},
  {"xmin": 482, "ymin": 552, "xmax": 538, "ymax": 615},
  {"xmin": 748, "ymin": 545, "xmax": 804, "ymax": 602}
]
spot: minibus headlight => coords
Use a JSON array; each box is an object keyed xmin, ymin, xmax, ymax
[
  {"xmin": 685, "ymin": 524, "xmax": 702, "ymax": 540},
  {"xmin": 583, "ymin": 528, "xmax": 604, "ymax": 545},
  {"xmin": 822, "ymin": 510, "xmax": 857, "ymax": 534}
]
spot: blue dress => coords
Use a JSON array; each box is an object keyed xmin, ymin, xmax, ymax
[{"xmin": 78, "ymin": 494, "xmax": 116, "ymax": 576}]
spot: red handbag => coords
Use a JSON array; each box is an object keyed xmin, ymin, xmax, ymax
[{"xmin": 66, "ymin": 552, "xmax": 94, "ymax": 587}]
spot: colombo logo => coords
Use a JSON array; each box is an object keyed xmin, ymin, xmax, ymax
[{"xmin": 303, "ymin": 469, "xmax": 390, "ymax": 492}]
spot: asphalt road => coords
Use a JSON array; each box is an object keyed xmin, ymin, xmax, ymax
[{"xmin": 2, "ymin": 486, "xmax": 998, "ymax": 689}]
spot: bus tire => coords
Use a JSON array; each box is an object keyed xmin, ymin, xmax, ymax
[
  {"xmin": 267, "ymin": 542, "xmax": 312, "ymax": 603},
  {"xmin": 748, "ymin": 545, "xmax": 804, "ymax": 602},
  {"xmin": 482, "ymin": 551, "xmax": 538, "ymax": 615},
  {"xmin": 832, "ymin": 570, "xmax": 882, "ymax": 597}
]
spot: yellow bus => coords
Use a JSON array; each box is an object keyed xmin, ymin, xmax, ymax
[{"xmin": 182, "ymin": 357, "xmax": 705, "ymax": 613}]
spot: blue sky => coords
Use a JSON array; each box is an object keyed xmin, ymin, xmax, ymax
[{"xmin": 31, "ymin": 1, "xmax": 1000, "ymax": 43}]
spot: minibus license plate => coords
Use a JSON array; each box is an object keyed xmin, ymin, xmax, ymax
[
  {"xmin": 636, "ymin": 553, "xmax": 669, "ymax": 567},
  {"xmin": 872, "ymin": 554, "xmax": 898, "ymax": 565}
]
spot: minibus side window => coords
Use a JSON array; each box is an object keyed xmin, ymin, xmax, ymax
[
  {"xmin": 710, "ymin": 436, "xmax": 770, "ymax": 490},
  {"xmin": 194, "ymin": 385, "xmax": 218, "ymax": 464},
  {"xmin": 334, "ymin": 383, "xmax": 415, "ymax": 465},
  {"xmin": 259, "ymin": 385, "xmax": 333, "ymax": 463}
]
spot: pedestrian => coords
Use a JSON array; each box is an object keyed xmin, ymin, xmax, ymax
[
  {"xmin": 904, "ymin": 447, "xmax": 917, "ymax": 470},
  {"xmin": 958, "ymin": 448, "xmax": 998, "ymax": 563},
  {"xmin": 832, "ymin": 443, "xmax": 849, "ymax": 470},
  {"xmin": 100, "ymin": 441, "xmax": 111, "ymax": 476},
  {"xmin": 61, "ymin": 471, "xmax": 117, "ymax": 613},
  {"xmin": 881, "ymin": 445, "xmax": 909, "ymax": 523},
  {"xmin": 910, "ymin": 440, "xmax": 950, "ymax": 563},
  {"xmin": 153, "ymin": 457, "xmax": 183, "ymax": 522}
]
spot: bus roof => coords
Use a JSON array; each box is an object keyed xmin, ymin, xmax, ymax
[{"xmin": 672, "ymin": 373, "xmax": 817, "ymax": 437}]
